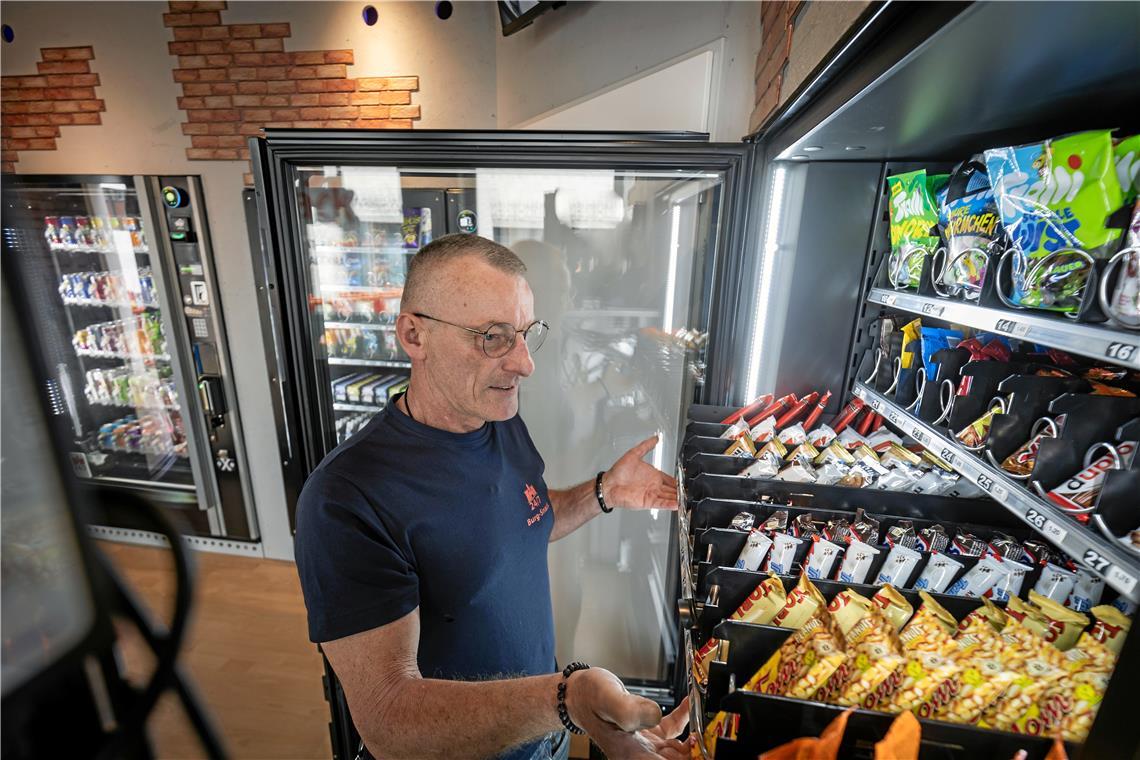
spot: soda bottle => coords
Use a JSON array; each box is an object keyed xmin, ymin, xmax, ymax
[
  {"xmin": 75, "ymin": 216, "xmax": 94, "ymax": 248},
  {"xmin": 59, "ymin": 216, "xmax": 77, "ymax": 247},
  {"xmin": 92, "ymin": 216, "xmax": 108, "ymax": 250}
]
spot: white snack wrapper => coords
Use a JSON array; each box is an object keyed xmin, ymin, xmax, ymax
[
  {"xmin": 777, "ymin": 423, "xmax": 808, "ymax": 446},
  {"xmin": 719, "ymin": 419, "xmax": 749, "ymax": 440},
  {"xmin": 912, "ymin": 551, "xmax": 964, "ymax": 593},
  {"xmin": 865, "ymin": 428, "xmax": 903, "ymax": 452},
  {"xmin": 945, "ymin": 555, "xmax": 1008, "ymax": 597},
  {"xmin": 804, "ymin": 538, "xmax": 842, "ymax": 580},
  {"xmin": 749, "ymin": 415, "xmax": 777, "ymax": 443},
  {"xmin": 740, "ymin": 457, "xmax": 780, "ymax": 479},
  {"xmin": 836, "ymin": 427, "xmax": 869, "ymax": 450},
  {"xmin": 814, "ymin": 460, "xmax": 850, "ymax": 486},
  {"xmin": 767, "ymin": 533, "xmax": 803, "ymax": 575},
  {"xmin": 734, "ymin": 529, "xmax": 774, "ymax": 572},
  {"xmin": 774, "ymin": 462, "xmax": 817, "ymax": 483},
  {"xmin": 988, "ymin": 558, "xmax": 1033, "ymax": 602},
  {"xmin": 808, "ymin": 424, "xmax": 837, "ymax": 448},
  {"xmin": 1033, "ymin": 562, "xmax": 1077, "ymax": 603},
  {"xmin": 1067, "ymin": 566, "xmax": 1106, "ymax": 612},
  {"xmin": 876, "ymin": 463, "xmax": 923, "ymax": 491},
  {"xmin": 876, "ymin": 543, "xmax": 922, "ymax": 587},
  {"xmin": 836, "ymin": 540, "xmax": 881, "ymax": 584}
]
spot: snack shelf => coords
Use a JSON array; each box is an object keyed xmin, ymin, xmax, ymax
[
  {"xmin": 90, "ymin": 400, "xmax": 180, "ymax": 412},
  {"xmin": 74, "ymin": 349, "xmax": 171, "ymax": 362},
  {"xmin": 867, "ymin": 287, "xmax": 1140, "ymax": 370},
  {"xmin": 332, "ymin": 402, "xmax": 386, "ymax": 413},
  {"xmin": 317, "ymin": 284, "xmax": 404, "ymax": 295},
  {"xmin": 322, "ymin": 321, "xmax": 397, "ymax": 331},
  {"xmin": 62, "ymin": 298, "xmax": 156, "ymax": 311},
  {"xmin": 99, "ymin": 442, "xmax": 188, "ymax": 459},
  {"xmin": 311, "ymin": 245, "xmax": 417, "ymax": 256},
  {"xmin": 852, "ymin": 381, "xmax": 1140, "ymax": 603},
  {"xmin": 51, "ymin": 246, "xmax": 150, "ymax": 255},
  {"xmin": 326, "ymin": 357, "xmax": 410, "ymax": 369}
]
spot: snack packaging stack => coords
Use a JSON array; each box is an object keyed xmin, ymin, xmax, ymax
[
  {"xmin": 816, "ymin": 587, "xmax": 909, "ymax": 705},
  {"xmin": 875, "ymin": 593, "xmax": 961, "ymax": 716},
  {"xmin": 936, "ymin": 156, "xmax": 1002, "ymax": 299},
  {"xmin": 728, "ymin": 572, "xmax": 786, "ymax": 625}
]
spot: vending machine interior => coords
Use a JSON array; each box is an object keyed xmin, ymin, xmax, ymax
[{"xmin": 2, "ymin": 175, "xmax": 258, "ymax": 545}]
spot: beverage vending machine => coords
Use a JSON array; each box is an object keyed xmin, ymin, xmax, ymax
[{"xmin": 3, "ymin": 175, "xmax": 257, "ymax": 543}]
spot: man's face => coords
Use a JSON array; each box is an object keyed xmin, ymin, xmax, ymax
[{"xmin": 415, "ymin": 258, "xmax": 537, "ymax": 427}]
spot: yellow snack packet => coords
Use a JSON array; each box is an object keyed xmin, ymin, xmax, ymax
[
  {"xmin": 744, "ymin": 610, "xmax": 845, "ymax": 698},
  {"xmin": 692, "ymin": 636, "xmax": 729, "ymax": 690},
  {"xmin": 724, "ymin": 434, "xmax": 757, "ymax": 458},
  {"xmin": 836, "ymin": 654, "xmax": 906, "ymax": 710},
  {"xmin": 977, "ymin": 618, "xmax": 1068, "ymax": 734},
  {"xmin": 729, "ymin": 573, "xmax": 787, "ymax": 625},
  {"xmin": 1058, "ymin": 670, "xmax": 1112, "ymax": 743},
  {"xmin": 770, "ymin": 572, "xmax": 826, "ymax": 629},
  {"xmin": 938, "ymin": 619, "xmax": 1015, "ymax": 724},
  {"xmin": 871, "ymin": 584, "xmax": 915, "ymax": 632},
  {"xmin": 817, "ymin": 593, "xmax": 901, "ymax": 704},
  {"xmin": 700, "ymin": 710, "xmax": 739, "ymax": 757},
  {"xmin": 1089, "ymin": 604, "xmax": 1131, "ymax": 655},
  {"xmin": 867, "ymin": 592, "xmax": 957, "ymax": 710},
  {"xmin": 1062, "ymin": 632, "xmax": 1116, "ymax": 674},
  {"xmin": 1028, "ymin": 590, "xmax": 1090, "ymax": 651},
  {"xmin": 956, "ymin": 597, "xmax": 1008, "ymax": 635},
  {"xmin": 888, "ymin": 650, "xmax": 960, "ymax": 715}
]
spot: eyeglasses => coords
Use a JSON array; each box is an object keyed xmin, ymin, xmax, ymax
[{"xmin": 413, "ymin": 312, "xmax": 549, "ymax": 358}]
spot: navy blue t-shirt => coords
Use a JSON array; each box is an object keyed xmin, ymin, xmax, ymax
[{"xmin": 294, "ymin": 399, "xmax": 556, "ymax": 760}]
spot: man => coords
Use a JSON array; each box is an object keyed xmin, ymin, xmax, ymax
[{"xmin": 295, "ymin": 234, "xmax": 692, "ymax": 760}]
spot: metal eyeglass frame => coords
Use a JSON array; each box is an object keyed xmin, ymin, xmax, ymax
[{"xmin": 413, "ymin": 312, "xmax": 549, "ymax": 357}]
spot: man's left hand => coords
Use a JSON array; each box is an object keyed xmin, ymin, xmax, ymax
[{"xmin": 603, "ymin": 435, "xmax": 678, "ymax": 511}]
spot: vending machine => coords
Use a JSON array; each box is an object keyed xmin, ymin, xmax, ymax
[{"xmin": 2, "ymin": 175, "xmax": 257, "ymax": 543}]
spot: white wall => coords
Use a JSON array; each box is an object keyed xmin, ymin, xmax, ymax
[{"xmin": 496, "ymin": 1, "xmax": 761, "ymax": 141}]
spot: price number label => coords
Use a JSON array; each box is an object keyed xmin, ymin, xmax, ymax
[
  {"xmin": 1107, "ymin": 565, "xmax": 1138, "ymax": 595},
  {"xmin": 1025, "ymin": 508, "xmax": 1047, "ymax": 530},
  {"xmin": 1082, "ymin": 549, "xmax": 1112, "ymax": 574},
  {"xmin": 1042, "ymin": 519, "xmax": 1068, "ymax": 544},
  {"xmin": 921, "ymin": 302, "xmax": 944, "ymax": 317},
  {"xmin": 940, "ymin": 448, "xmax": 957, "ymax": 467},
  {"xmin": 869, "ymin": 398, "xmax": 882, "ymax": 411},
  {"xmin": 995, "ymin": 318, "xmax": 1030, "ymax": 337},
  {"xmin": 1106, "ymin": 342, "xmax": 1137, "ymax": 363},
  {"xmin": 888, "ymin": 411, "xmax": 901, "ymax": 425},
  {"xmin": 976, "ymin": 473, "xmax": 995, "ymax": 493},
  {"xmin": 911, "ymin": 426, "xmax": 927, "ymax": 443},
  {"xmin": 879, "ymin": 292, "xmax": 893, "ymax": 304}
]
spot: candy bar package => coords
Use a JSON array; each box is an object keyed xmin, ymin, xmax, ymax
[
  {"xmin": 887, "ymin": 170, "xmax": 950, "ymax": 289},
  {"xmin": 949, "ymin": 532, "xmax": 986, "ymax": 558},
  {"xmin": 777, "ymin": 422, "xmax": 808, "ymax": 447},
  {"xmin": 767, "ymin": 533, "xmax": 803, "ymax": 576},
  {"xmin": 729, "ymin": 573, "xmax": 786, "ymax": 624},
  {"xmin": 936, "ymin": 156, "xmax": 1003, "ymax": 299},
  {"xmin": 786, "ymin": 442, "xmax": 820, "ymax": 466},
  {"xmin": 730, "ymin": 511, "xmax": 757, "ymax": 531},
  {"xmin": 985, "ymin": 130, "xmax": 1125, "ymax": 312},
  {"xmin": 913, "ymin": 552, "xmax": 964, "ymax": 593},
  {"xmin": 1067, "ymin": 566, "xmax": 1106, "ymax": 612},
  {"xmin": 850, "ymin": 510, "xmax": 880, "ymax": 545},
  {"xmin": 945, "ymin": 555, "xmax": 1008, "ymax": 598},
  {"xmin": 762, "ymin": 510, "xmax": 789, "ymax": 533},
  {"xmin": 1089, "ymin": 604, "xmax": 1131, "ymax": 655},
  {"xmin": 693, "ymin": 636, "xmax": 729, "ymax": 690},
  {"xmin": 1033, "ymin": 562, "xmax": 1077, "ymax": 603},
  {"xmin": 876, "ymin": 544, "xmax": 922, "ymax": 587},
  {"xmin": 808, "ymin": 424, "xmax": 838, "ymax": 448},
  {"xmin": 775, "ymin": 461, "xmax": 818, "ymax": 483},
  {"xmin": 718, "ymin": 419, "xmax": 750, "ymax": 441},
  {"xmin": 836, "ymin": 540, "xmax": 881, "ymax": 584},
  {"xmin": 987, "ymin": 558, "xmax": 1032, "ymax": 603},
  {"xmin": 1045, "ymin": 440, "xmax": 1137, "ymax": 520},
  {"xmin": 749, "ymin": 414, "xmax": 778, "ymax": 442},
  {"xmin": 887, "ymin": 520, "xmax": 919, "ymax": 550},
  {"xmin": 734, "ymin": 529, "xmax": 774, "ymax": 572},
  {"xmin": 723, "ymin": 434, "xmax": 757, "ymax": 458},
  {"xmin": 814, "ymin": 460, "xmax": 851, "ymax": 485},
  {"xmin": 804, "ymin": 537, "xmax": 843, "ymax": 580}
]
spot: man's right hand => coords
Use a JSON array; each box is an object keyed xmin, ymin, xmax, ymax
[{"xmin": 565, "ymin": 668, "xmax": 693, "ymax": 759}]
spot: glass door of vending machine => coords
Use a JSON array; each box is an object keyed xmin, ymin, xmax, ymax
[
  {"xmin": 2, "ymin": 175, "xmax": 256, "ymax": 542},
  {"xmin": 252, "ymin": 132, "xmax": 753, "ymax": 701}
]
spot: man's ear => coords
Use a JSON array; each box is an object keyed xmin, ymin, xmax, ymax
[{"xmin": 395, "ymin": 312, "xmax": 426, "ymax": 360}]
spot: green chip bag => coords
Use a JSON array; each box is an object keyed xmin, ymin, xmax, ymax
[
  {"xmin": 887, "ymin": 170, "xmax": 946, "ymax": 289},
  {"xmin": 1116, "ymin": 134, "xmax": 1140, "ymax": 203},
  {"xmin": 985, "ymin": 130, "xmax": 1125, "ymax": 312}
]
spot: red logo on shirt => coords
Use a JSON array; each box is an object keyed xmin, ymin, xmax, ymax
[{"xmin": 524, "ymin": 482, "xmax": 550, "ymax": 526}]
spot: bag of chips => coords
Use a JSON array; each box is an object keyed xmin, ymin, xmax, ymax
[
  {"xmin": 729, "ymin": 572, "xmax": 786, "ymax": 625},
  {"xmin": 888, "ymin": 170, "xmax": 950, "ymax": 289},
  {"xmin": 986, "ymin": 130, "xmax": 1126, "ymax": 312},
  {"xmin": 743, "ymin": 610, "xmax": 845, "ymax": 699},
  {"xmin": 1088, "ymin": 604, "xmax": 1131, "ymax": 655},
  {"xmin": 936, "ymin": 156, "xmax": 1002, "ymax": 299},
  {"xmin": 770, "ymin": 572, "xmax": 826, "ymax": 629},
  {"xmin": 817, "ymin": 590, "xmax": 903, "ymax": 704}
]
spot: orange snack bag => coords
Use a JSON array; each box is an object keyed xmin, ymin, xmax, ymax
[
  {"xmin": 758, "ymin": 708, "xmax": 853, "ymax": 760},
  {"xmin": 874, "ymin": 710, "xmax": 921, "ymax": 760}
]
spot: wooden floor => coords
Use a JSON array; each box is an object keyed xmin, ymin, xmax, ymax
[{"xmin": 99, "ymin": 541, "xmax": 332, "ymax": 760}]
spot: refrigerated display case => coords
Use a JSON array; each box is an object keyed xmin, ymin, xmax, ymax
[
  {"xmin": 2, "ymin": 175, "xmax": 257, "ymax": 543},
  {"xmin": 249, "ymin": 3, "xmax": 1139, "ymax": 756}
]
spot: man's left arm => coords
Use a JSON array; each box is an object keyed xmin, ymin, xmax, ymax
[{"xmin": 548, "ymin": 435, "xmax": 678, "ymax": 542}]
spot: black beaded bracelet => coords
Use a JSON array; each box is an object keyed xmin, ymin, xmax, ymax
[
  {"xmin": 595, "ymin": 471, "xmax": 612, "ymax": 514},
  {"xmin": 557, "ymin": 661, "xmax": 590, "ymax": 735}
]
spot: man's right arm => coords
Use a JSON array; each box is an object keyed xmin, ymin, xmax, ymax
[{"xmin": 323, "ymin": 608, "xmax": 691, "ymax": 760}]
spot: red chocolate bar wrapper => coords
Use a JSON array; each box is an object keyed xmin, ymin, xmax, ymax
[
  {"xmin": 830, "ymin": 397, "xmax": 866, "ymax": 434},
  {"xmin": 776, "ymin": 391, "xmax": 819, "ymax": 428},
  {"xmin": 746, "ymin": 392, "xmax": 797, "ymax": 427},
  {"xmin": 720, "ymin": 393, "xmax": 774, "ymax": 425},
  {"xmin": 802, "ymin": 390, "xmax": 833, "ymax": 432},
  {"xmin": 855, "ymin": 408, "xmax": 877, "ymax": 436}
]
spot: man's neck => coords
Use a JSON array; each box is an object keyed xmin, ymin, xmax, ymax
[{"xmin": 401, "ymin": 381, "xmax": 484, "ymax": 434}]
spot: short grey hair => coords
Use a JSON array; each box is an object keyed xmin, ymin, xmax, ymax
[{"xmin": 402, "ymin": 234, "xmax": 526, "ymax": 312}]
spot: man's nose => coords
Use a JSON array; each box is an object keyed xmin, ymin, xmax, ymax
[{"xmin": 502, "ymin": 334, "xmax": 535, "ymax": 377}]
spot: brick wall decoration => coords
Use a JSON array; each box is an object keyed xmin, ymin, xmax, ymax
[
  {"xmin": 164, "ymin": 1, "xmax": 422, "ymax": 185},
  {"xmin": 750, "ymin": 0, "xmax": 804, "ymax": 133},
  {"xmin": 0, "ymin": 46, "xmax": 105, "ymax": 173}
]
